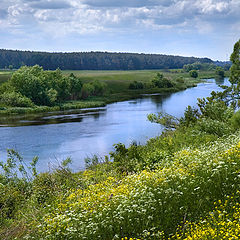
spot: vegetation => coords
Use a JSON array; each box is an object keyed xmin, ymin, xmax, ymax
[
  {"xmin": 0, "ymin": 49, "xmax": 213, "ymax": 70},
  {"xmin": 0, "ymin": 40, "xmax": 239, "ymax": 240},
  {"xmin": 0, "ymin": 67, "xmax": 215, "ymax": 116},
  {"xmin": 183, "ymin": 62, "xmax": 216, "ymax": 72},
  {"xmin": 151, "ymin": 73, "xmax": 174, "ymax": 88},
  {"xmin": 189, "ymin": 70, "xmax": 198, "ymax": 78}
]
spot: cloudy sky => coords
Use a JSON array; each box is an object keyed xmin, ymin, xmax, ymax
[{"xmin": 0, "ymin": 0, "xmax": 239, "ymax": 60}]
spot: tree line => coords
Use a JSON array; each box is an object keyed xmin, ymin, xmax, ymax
[{"xmin": 0, "ymin": 49, "xmax": 213, "ymax": 70}]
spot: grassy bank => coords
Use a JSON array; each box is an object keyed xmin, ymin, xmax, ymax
[
  {"xmin": 0, "ymin": 69, "xmax": 220, "ymax": 116},
  {"xmin": 0, "ymin": 89, "xmax": 240, "ymax": 239},
  {"xmin": 0, "ymin": 100, "xmax": 106, "ymax": 115}
]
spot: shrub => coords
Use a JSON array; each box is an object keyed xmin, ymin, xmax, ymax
[
  {"xmin": 231, "ymin": 110, "xmax": 240, "ymax": 129},
  {"xmin": 189, "ymin": 70, "xmax": 198, "ymax": 78},
  {"xmin": 129, "ymin": 81, "xmax": 144, "ymax": 90},
  {"xmin": 176, "ymin": 77, "xmax": 184, "ymax": 83},
  {"xmin": 152, "ymin": 73, "xmax": 174, "ymax": 88},
  {"xmin": 0, "ymin": 91, "xmax": 34, "ymax": 107}
]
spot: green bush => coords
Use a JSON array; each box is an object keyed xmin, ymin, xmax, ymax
[
  {"xmin": 0, "ymin": 91, "xmax": 34, "ymax": 107},
  {"xmin": 176, "ymin": 77, "xmax": 184, "ymax": 83},
  {"xmin": 231, "ymin": 110, "xmax": 240, "ymax": 129},
  {"xmin": 129, "ymin": 81, "xmax": 144, "ymax": 89},
  {"xmin": 189, "ymin": 70, "xmax": 198, "ymax": 78},
  {"xmin": 195, "ymin": 118, "xmax": 232, "ymax": 136},
  {"xmin": 152, "ymin": 73, "xmax": 174, "ymax": 88}
]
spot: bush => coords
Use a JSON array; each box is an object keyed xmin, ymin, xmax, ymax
[
  {"xmin": 81, "ymin": 80, "xmax": 107, "ymax": 99},
  {"xmin": 189, "ymin": 70, "xmax": 198, "ymax": 78},
  {"xmin": 129, "ymin": 81, "xmax": 144, "ymax": 90},
  {"xmin": 231, "ymin": 110, "xmax": 240, "ymax": 129},
  {"xmin": 176, "ymin": 77, "xmax": 184, "ymax": 83},
  {"xmin": 152, "ymin": 73, "xmax": 174, "ymax": 88},
  {"xmin": 195, "ymin": 118, "xmax": 232, "ymax": 136},
  {"xmin": 0, "ymin": 91, "xmax": 34, "ymax": 107},
  {"xmin": 81, "ymin": 83, "xmax": 95, "ymax": 99}
]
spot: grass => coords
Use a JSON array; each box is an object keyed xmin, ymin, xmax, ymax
[
  {"xmin": 62, "ymin": 69, "xmax": 216, "ymax": 94},
  {"xmin": 0, "ymin": 71, "xmax": 12, "ymax": 84},
  {"xmin": 0, "ymin": 100, "xmax": 106, "ymax": 115}
]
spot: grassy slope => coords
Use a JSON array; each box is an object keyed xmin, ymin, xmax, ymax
[{"xmin": 1, "ymin": 124, "xmax": 240, "ymax": 239}]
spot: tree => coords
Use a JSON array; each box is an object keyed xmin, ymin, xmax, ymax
[
  {"xmin": 8, "ymin": 65, "xmax": 13, "ymax": 70},
  {"xmin": 230, "ymin": 39, "xmax": 240, "ymax": 84},
  {"xmin": 200, "ymin": 39, "xmax": 240, "ymax": 109},
  {"xmin": 69, "ymin": 73, "xmax": 82, "ymax": 100},
  {"xmin": 189, "ymin": 70, "xmax": 198, "ymax": 78},
  {"xmin": 7, "ymin": 65, "xmax": 82, "ymax": 106}
]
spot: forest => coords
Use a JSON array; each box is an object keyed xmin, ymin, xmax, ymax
[{"xmin": 0, "ymin": 49, "xmax": 213, "ymax": 70}]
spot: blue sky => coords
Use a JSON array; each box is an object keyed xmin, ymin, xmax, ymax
[{"xmin": 0, "ymin": 0, "xmax": 240, "ymax": 61}]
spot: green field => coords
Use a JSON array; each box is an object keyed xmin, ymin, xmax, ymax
[
  {"xmin": 0, "ymin": 71, "xmax": 12, "ymax": 84},
  {"xmin": 62, "ymin": 69, "xmax": 216, "ymax": 93}
]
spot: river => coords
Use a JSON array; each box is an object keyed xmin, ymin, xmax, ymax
[{"xmin": 0, "ymin": 78, "xmax": 229, "ymax": 172}]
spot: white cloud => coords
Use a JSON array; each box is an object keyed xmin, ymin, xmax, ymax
[
  {"xmin": 0, "ymin": 0, "xmax": 239, "ymax": 60},
  {"xmin": 0, "ymin": 0, "xmax": 239, "ymax": 35}
]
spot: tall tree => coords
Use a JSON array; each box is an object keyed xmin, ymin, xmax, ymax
[{"xmin": 230, "ymin": 39, "xmax": 240, "ymax": 84}]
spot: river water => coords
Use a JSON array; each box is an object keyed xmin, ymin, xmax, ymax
[{"xmin": 0, "ymin": 78, "xmax": 228, "ymax": 172}]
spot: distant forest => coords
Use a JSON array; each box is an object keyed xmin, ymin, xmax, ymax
[{"xmin": 0, "ymin": 49, "xmax": 214, "ymax": 71}]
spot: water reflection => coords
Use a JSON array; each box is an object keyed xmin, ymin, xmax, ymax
[
  {"xmin": 215, "ymin": 76, "xmax": 225, "ymax": 85},
  {"xmin": 150, "ymin": 94, "xmax": 171, "ymax": 108},
  {"xmin": 0, "ymin": 107, "xmax": 106, "ymax": 127}
]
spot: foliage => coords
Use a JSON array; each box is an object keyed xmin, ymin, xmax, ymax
[
  {"xmin": 148, "ymin": 112, "xmax": 179, "ymax": 129},
  {"xmin": 152, "ymin": 73, "xmax": 174, "ymax": 88},
  {"xmin": 230, "ymin": 39, "xmax": 240, "ymax": 84},
  {"xmin": 28, "ymin": 134, "xmax": 240, "ymax": 239},
  {"xmin": 231, "ymin": 110, "xmax": 240, "ymax": 130},
  {"xmin": 129, "ymin": 81, "xmax": 144, "ymax": 89},
  {"xmin": 179, "ymin": 106, "xmax": 199, "ymax": 127},
  {"xmin": 0, "ymin": 91, "xmax": 34, "ymax": 107},
  {"xmin": 175, "ymin": 77, "xmax": 184, "ymax": 83},
  {"xmin": 173, "ymin": 192, "xmax": 240, "ymax": 239},
  {"xmin": 81, "ymin": 80, "xmax": 106, "ymax": 99},
  {"xmin": 183, "ymin": 62, "xmax": 216, "ymax": 72},
  {"xmin": 1, "ymin": 66, "xmax": 110, "ymax": 106},
  {"xmin": 189, "ymin": 70, "xmax": 198, "ymax": 78},
  {"xmin": 9, "ymin": 65, "xmax": 73, "ymax": 106}
]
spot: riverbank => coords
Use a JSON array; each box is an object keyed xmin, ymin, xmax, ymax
[{"xmin": 0, "ymin": 69, "xmax": 221, "ymax": 116}]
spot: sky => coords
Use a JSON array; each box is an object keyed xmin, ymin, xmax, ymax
[{"xmin": 0, "ymin": 0, "xmax": 240, "ymax": 61}]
